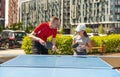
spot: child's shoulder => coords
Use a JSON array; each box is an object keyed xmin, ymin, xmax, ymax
[{"xmin": 73, "ymin": 35, "xmax": 80, "ymax": 39}]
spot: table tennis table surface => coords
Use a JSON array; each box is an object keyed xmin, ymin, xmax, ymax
[{"xmin": 0, "ymin": 55, "xmax": 120, "ymax": 77}]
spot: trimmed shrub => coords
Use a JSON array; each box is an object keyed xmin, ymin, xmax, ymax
[
  {"xmin": 98, "ymin": 24, "xmax": 105, "ymax": 34},
  {"xmin": 21, "ymin": 36, "xmax": 32, "ymax": 54},
  {"xmin": 21, "ymin": 34, "xmax": 120, "ymax": 54},
  {"xmin": 48, "ymin": 34, "xmax": 73, "ymax": 55},
  {"xmin": 21, "ymin": 34, "xmax": 73, "ymax": 55},
  {"xmin": 86, "ymin": 27, "xmax": 92, "ymax": 33},
  {"xmin": 58, "ymin": 27, "xmax": 64, "ymax": 34},
  {"xmin": 90, "ymin": 34, "xmax": 120, "ymax": 53}
]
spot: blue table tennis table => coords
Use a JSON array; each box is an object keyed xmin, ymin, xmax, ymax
[{"xmin": 0, "ymin": 55, "xmax": 120, "ymax": 77}]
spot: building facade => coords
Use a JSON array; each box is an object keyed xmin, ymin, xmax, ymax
[
  {"xmin": 20, "ymin": 0, "xmax": 120, "ymax": 33},
  {"xmin": 20, "ymin": 0, "xmax": 71, "ymax": 33},
  {"xmin": 8, "ymin": 0, "xmax": 18, "ymax": 27},
  {"xmin": 20, "ymin": 0, "xmax": 61, "ymax": 28},
  {"xmin": 70, "ymin": 0, "xmax": 120, "ymax": 33},
  {"xmin": 0, "ymin": 0, "xmax": 5, "ymax": 28}
]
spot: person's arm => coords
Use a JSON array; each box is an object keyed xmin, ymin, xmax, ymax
[
  {"xmin": 86, "ymin": 40, "xmax": 92, "ymax": 50},
  {"xmin": 72, "ymin": 37, "xmax": 78, "ymax": 50},
  {"xmin": 29, "ymin": 23, "xmax": 46, "ymax": 45},
  {"xmin": 51, "ymin": 38, "xmax": 57, "ymax": 51},
  {"xmin": 72, "ymin": 39, "xmax": 75, "ymax": 45},
  {"xmin": 29, "ymin": 31, "xmax": 39, "ymax": 41},
  {"xmin": 29, "ymin": 31, "xmax": 46, "ymax": 45},
  {"xmin": 52, "ymin": 38, "xmax": 56, "ymax": 46},
  {"xmin": 51, "ymin": 29, "xmax": 57, "ymax": 51}
]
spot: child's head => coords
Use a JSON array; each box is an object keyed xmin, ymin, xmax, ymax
[{"xmin": 75, "ymin": 24, "xmax": 88, "ymax": 37}]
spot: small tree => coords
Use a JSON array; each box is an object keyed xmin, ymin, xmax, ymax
[
  {"xmin": 29, "ymin": 23, "xmax": 35, "ymax": 32},
  {"xmin": 98, "ymin": 24, "xmax": 105, "ymax": 34},
  {"xmin": 17, "ymin": 22, "xmax": 23, "ymax": 30},
  {"xmin": 86, "ymin": 27, "xmax": 92, "ymax": 33},
  {"xmin": 59, "ymin": 27, "xmax": 64, "ymax": 34},
  {"xmin": 0, "ymin": 26, "xmax": 2, "ymax": 33},
  {"xmin": 5, "ymin": 25, "xmax": 9, "ymax": 30},
  {"xmin": 11, "ymin": 22, "xmax": 23, "ymax": 30},
  {"xmin": 0, "ymin": 22, "xmax": 3, "ymax": 32},
  {"xmin": 25, "ymin": 26, "xmax": 30, "ymax": 33}
]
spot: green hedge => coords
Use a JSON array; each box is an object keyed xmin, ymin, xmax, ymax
[
  {"xmin": 48, "ymin": 35, "xmax": 73, "ymax": 55},
  {"xmin": 21, "ymin": 34, "xmax": 120, "ymax": 54},
  {"xmin": 21, "ymin": 36, "xmax": 32, "ymax": 54},
  {"xmin": 21, "ymin": 34, "xmax": 73, "ymax": 55},
  {"xmin": 90, "ymin": 34, "xmax": 120, "ymax": 53}
]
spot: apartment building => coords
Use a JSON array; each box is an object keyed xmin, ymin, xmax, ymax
[
  {"xmin": 0, "ymin": 0, "xmax": 5, "ymax": 28},
  {"xmin": 20, "ymin": 0, "xmax": 120, "ymax": 33},
  {"xmin": 8, "ymin": 0, "xmax": 18, "ymax": 27},
  {"xmin": 70, "ymin": 0, "xmax": 120, "ymax": 33}
]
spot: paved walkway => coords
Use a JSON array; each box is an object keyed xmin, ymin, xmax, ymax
[{"xmin": 0, "ymin": 48, "xmax": 25, "ymax": 55}]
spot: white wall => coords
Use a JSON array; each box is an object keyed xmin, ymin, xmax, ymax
[{"xmin": 5, "ymin": 0, "xmax": 9, "ymax": 27}]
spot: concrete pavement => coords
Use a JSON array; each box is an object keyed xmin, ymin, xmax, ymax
[
  {"xmin": 0, "ymin": 48, "xmax": 25, "ymax": 55},
  {"xmin": 0, "ymin": 48, "xmax": 25, "ymax": 63}
]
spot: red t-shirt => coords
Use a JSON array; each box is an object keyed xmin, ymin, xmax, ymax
[{"xmin": 34, "ymin": 22, "xmax": 57, "ymax": 41}]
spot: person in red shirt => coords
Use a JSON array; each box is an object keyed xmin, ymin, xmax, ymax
[{"xmin": 29, "ymin": 16, "xmax": 60, "ymax": 54}]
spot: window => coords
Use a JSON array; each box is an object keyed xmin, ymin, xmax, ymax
[
  {"xmin": 118, "ymin": 8, "xmax": 120, "ymax": 13},
  {"xmin": 117, "ymin": 15, "xmax": 120, "ymax": 20},
  {"xmin": 90, "ymin": 0, "xmax": 93, "ymax": 3},
  {"xmin": 0, "ymin": 11, "xmax": 1, "ymax": 16},
  {"xmin": 0, "ymin": 3, "xmax": 1, "ymax": 8},
  {"xmin": 118, "ymin": 0, "xmax": 120, "ymax": 4},
  {"xmin": 109, "ymin": 15, "xmax": 113, "ymax": 21},
  {"xmin": 115, "ymin": 8, "xmax": 118, "ymax": 13}
]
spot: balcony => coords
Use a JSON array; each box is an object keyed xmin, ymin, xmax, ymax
[{"xmin": 94, "ymin": 0, "xmax": 100, "ymax": 3}]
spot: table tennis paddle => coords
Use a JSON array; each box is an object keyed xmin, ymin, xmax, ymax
[
  {"xmin": 45, "ymin": 42, "xmax": 53, "ymax": 49},
  {"xmin": 72, "ymin": 42, "xmax": 79, "ymax": 48}
]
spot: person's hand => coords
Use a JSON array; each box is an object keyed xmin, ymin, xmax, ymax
[
  {"xmin": 37, "ymin": 38, "xmax": 46, "ymax": 46},
  {"xmin": 52, "ymin": 45, "xmax": 57, "ymax": 51},
  {"xmin": 81, "ymin": 45, "xmax": 86, "ymax": 49}
]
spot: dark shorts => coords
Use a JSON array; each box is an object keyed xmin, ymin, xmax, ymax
[
  {"xmin": 32, "ymin": 40, "xmax": 48, "ymax": 55},
  {"xmin": 74, "ymin": 49, "xmax": 87, "ymax": 55}
]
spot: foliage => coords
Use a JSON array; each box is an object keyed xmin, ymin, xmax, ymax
[
  {"xmin": 48, "ymin": 34, "xmax": 73, "ymax": 55},
  {"xmin": 25, "ymin": 23, "xmax": 35, "ymax": 33},
  {"xmin": 71, "ymin": 25, "xmax": 77, "ymax": 34},
  {"xmin": 0, "ymin": 23, "xmax": 3, "ymax": 32},
  {"xmin": 25, "ymin": 26, "xmax": 31, "ymax": 33},
  {"xmin": 58, "ymin": 27, "xmax": 64, "ymax": 34},
  {"xmin": 21, "ymin": 34, "xmax": 120, "ymax": 54},
  {"xmin": 90, "ymin": 34, "xmax": 120, "ymax": 53},
  {"xmin": 28, "ymin": 23, "xmax": 35, "ymax": 32},
  {"xmin": 86, "ymin": 27, "xmax": 92, "ymax": 33},
  {"xmin": 21, "ymin": 36, "xmax": 32, "ymax": 54},
  {"xmin": 98, "ymin": 24, "xmax": 105, "ymax": 34},
  {"xmin": 5, "ymin": 25, "xmax": 9, "ymax": 30},
  {"xmin": 21, "ymin": 34, "xmax": 73, "ymax": 55},
  {"xmin": 10, "ymin": 22, "xmax": 23, "ymax": 30}
]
